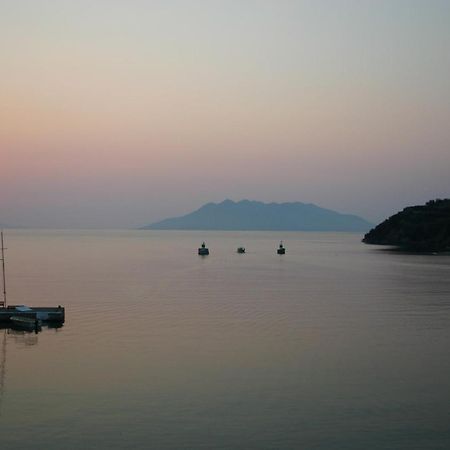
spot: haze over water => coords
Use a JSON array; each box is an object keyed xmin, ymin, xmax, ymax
[{"xmin": 1, "ymin": 230, "xmax": 449, "ymax": 449}]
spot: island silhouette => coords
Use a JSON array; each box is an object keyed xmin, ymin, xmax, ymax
[{"xmin": 142, "ymin": 199, "xmax": 372, "ymax": 231}]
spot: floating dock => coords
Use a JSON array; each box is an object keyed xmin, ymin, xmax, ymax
[
  {"xmin": 0, "ymin": 305, "xmax": 65, "ymax": 324},
  {"xmin": 0, "ymin": 231, "xmax": 65, "ymax": 327}
]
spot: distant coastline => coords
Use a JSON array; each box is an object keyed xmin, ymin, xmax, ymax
[{"xmin": 142, "ymin": 199, "xmax": 372, "ymax": 232}]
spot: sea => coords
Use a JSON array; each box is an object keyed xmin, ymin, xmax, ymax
[{"xmin": 1, "ymin": 230, "xmax": 449, "ymax": 450}]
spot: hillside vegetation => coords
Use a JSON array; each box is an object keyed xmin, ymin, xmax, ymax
[{"xmin": 363, "ymin": 199, "xmax": 450, "ymax": 252}]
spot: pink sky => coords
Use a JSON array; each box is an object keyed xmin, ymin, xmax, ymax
[{"xmin": 1, "ymin": 1, "xmax": 449, "ymax": 228}]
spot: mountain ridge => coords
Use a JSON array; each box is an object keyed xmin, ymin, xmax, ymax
[{"xmin": 142, "ymin": 199, "xmax": 372, "ymax": 231}]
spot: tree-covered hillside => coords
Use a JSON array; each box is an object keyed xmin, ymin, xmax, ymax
[{"xmin": 363, "ymin": 199, "xmax": 450, "ymax": 252}]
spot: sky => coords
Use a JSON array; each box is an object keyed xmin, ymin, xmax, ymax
[{"xmin": 1, "ymin": 0, "xmax": 449, "ymax": 228}]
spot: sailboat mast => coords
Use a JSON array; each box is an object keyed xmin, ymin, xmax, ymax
[{"xmin": 0, "ymin": 232, "xmax": 6, "ymax": 308}]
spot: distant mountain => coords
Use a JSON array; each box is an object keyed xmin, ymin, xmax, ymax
[
  {"xmin": 363, "ymin": 199, "xmax": 450, "ymax": 252},
  {"xmin": 142, "ymin": 200, "xmax": 372, "ymax": 231}
]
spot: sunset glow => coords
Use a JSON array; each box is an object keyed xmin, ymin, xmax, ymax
[{"xmin": 1, "ymin": 0, "xmax": 449, "ymax": 227}]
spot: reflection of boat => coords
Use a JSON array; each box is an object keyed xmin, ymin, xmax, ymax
[
  {"xmin": 10, "ymin": 315, "xmax": 41, "ymax": 331},
  {"xmin": 198, "ymin": 242, "xmax": 209, "ymax": 255},
  {"xmin": 0, "ymin": 232, "xmax": 65, "ymax": 326},
  {"xmin": 237, "ymin": 247, "xmax": 246, "ymax": 253},
  {"xmin": 277, "ymin": 241, "xmax": 286, "ymax": 255},
  {"xmin": 0, "ymin": 329, "xmax": 6, "ymax": 414}
]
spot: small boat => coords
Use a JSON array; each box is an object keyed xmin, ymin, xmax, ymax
[
  {"xmin": 277, "ymin": 241, "xmax": 286, "ymax": 255},
  {"xmin": 10, "ymin": 315, "xmax": 42, "ymax": 331},
  {"xmin": 237, "ymin": 247, "xmax": 246, "ymax": 253},
  {"xmin": 198, "ymin": 242, "xmax": 209, "ymax": 255}
]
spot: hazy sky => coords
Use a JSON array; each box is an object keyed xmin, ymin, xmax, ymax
[{"xmin": 1, "ymin": 0, "xmax": 449, "ymax": 228}]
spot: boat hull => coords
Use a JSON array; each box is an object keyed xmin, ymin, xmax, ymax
[{"xmin": 10, "ymin": 315, "xmax": 42, "ymax": 331}]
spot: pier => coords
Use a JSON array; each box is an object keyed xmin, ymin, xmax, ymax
[
  {"xmin": 0, "ymin": 306, "xmax": 65, "ymax": 323},
  {"xmin": 0, "ymin": 232, "xmax": 65, "ymax": 327}
]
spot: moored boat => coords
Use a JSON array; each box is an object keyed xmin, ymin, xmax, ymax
[
  {"xmin": 277, "ymin": 241, "xmax": 286, "ymax": 254},
  {"xmin": 10, "ymin": 315, "xmax": 42, "ymax": 331},
  {"xmin": 237, "ymin": 247, "xmax": 246, "ymax": 253},
  {"xmin": 198, "ymin": 242, "xmax": 209, "ymax": 255}
]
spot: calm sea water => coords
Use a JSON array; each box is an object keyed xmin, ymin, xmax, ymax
[{"xmin": 1, "ymin": 230, "xmax": 449, "ymax": 449}]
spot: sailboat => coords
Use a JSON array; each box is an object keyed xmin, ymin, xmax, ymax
[{"xmin": 0, "ymin": 231, "xmax": 65, "ymax": 325}]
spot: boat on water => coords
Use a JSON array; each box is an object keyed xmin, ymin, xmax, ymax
[
  {"xmin": 277, "ymin": 241, "xmax": 286, "ymax": 255},
  {"xmin": 0, "ymin": 305, "xmax": 65, "ymax": 323},
  {"xmin": 198, "ymin": 242, "xmax": 209, "ymax": 255},
  {"xmin": 237, "ymin": 247, "xmax": 246, "ymax": 253},
  {"xmin": 0, "ymin": 231, "xmax": 65, "ymax": 326},
  {"xmin": 10, "ymin": 315, "xmax": 42, "ymax": 331}
]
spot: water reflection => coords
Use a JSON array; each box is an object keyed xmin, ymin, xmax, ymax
[
  {"xmin": 0, "ymin": 330, "xmax": 6, "ymax": 416},
  {"xmin": 1, "ymin": 230, "xmax": 449, "ymax": 450},
  {"xmin": 0, "ymin": 326, "xmax": 50, "ymax": 416},
  {"xmin": 46, "ymin": 322, "xmax": 64, "ymax": 330},
  {"xmin": 0, "ymin": 322, "xmax": 64, "ymax": 333},
  {"xmin": 0, "ymin": 325, "xmax": 38, "ymax": 417},
  {"xmin": 7, "ymin": 328, "xmax": 39, "ymax": 345}
]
